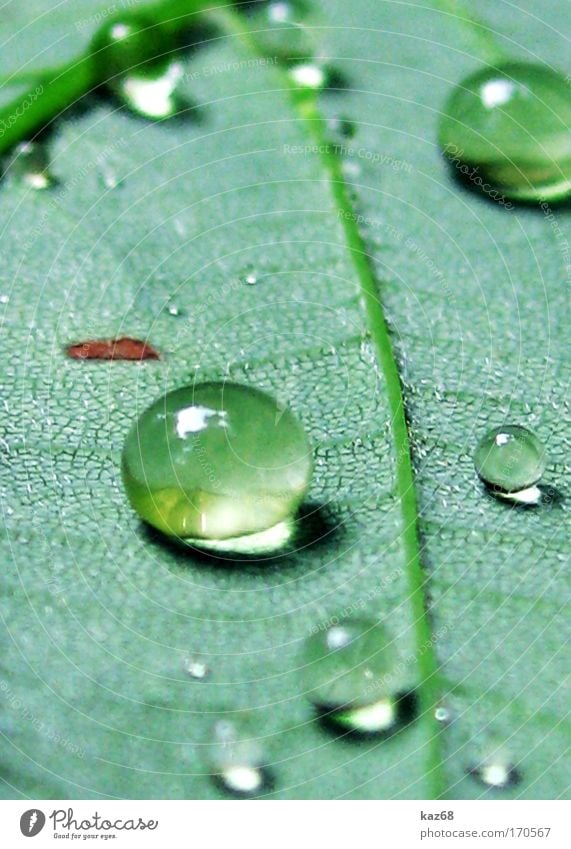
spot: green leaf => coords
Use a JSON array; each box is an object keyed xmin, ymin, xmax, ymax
[{"xmin": 0, "ymin": 0, "xmax": 569, "ymax": 801}]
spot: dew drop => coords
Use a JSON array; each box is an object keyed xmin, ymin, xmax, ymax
[
  {"xmin": 300, "ymin": 617, "xmax": 407, "ymax": 734},
  {"xmin": 122, "ymin": 382, "xmax": 313, "ymax": 542},
  {"xmin": 474, "ymin": 424, "xmax": 546, "ymax": 498},
  {"xmin": 167, "ymin": 300, "xmax": 184, "ymax": 316},
  {"xmin": 469, "ymin": 754, "xmax": 520, "ymax": 789},
  {"xmin": 91, "ymin": 14, "xmax": 184, "ymax": 119},
  {"xmin": 209, "ymin": 715, "xmax": 270, "ymax": 797},
  {"xmin": 3, "ymin": 141, "xmax": 55, "ymax": 190},
  {"xmin": 252, "ymin": 1, "xmax": 314, "ymax": 63},
  {"xmin": 288, "ymin": 62, "xmax": 327, "ymax": 90},
  {"xmin": 243, "ymin": 270, "xmax": 258, "ymax": 286},
  {"xmin": 434, "ymin": 704, "xmax": 453, "ymax": 724},
  {"xmin": 184, "ymin": 654, "xmax": 210, "ymax": 680},
  {"xmin": 440, "ymin": 62, "xmax": 571, "ymax": 202}
]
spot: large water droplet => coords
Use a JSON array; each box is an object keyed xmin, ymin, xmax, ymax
[
  {"xmin": 91, "ymin": 14, "xmax": 184, "ymax": 119},
  {"xmin": 474, "ymin": 424, "xmax": 546, "ymax": 497},
  {"xmin": 122, "ymin": 382, "xmax": 313, "ymax": 543},
  {"xmin": 440, "ymin": 63, "xmax": 571, "ymax": 202},
  {"xmin": 209, "ymin": 715, "xmax": 270, "ymax": 797},
  {"xmin": 300, "ymin": 618, "xmax": 405, "ymax": 733},
  {"xmin": 3, "ymin": 141, "xmax": 55, "ymax": 190}
]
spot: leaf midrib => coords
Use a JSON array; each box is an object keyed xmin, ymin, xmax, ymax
[{"xmin": 208, "ymin": 4, "xmax": 445, "ymax": 799}]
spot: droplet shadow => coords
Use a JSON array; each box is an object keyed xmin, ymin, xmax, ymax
[
  {"xmin": 142, "ymin": 501, "xmax": 342, "ymax": 571},
  {"xmin": 483, "ymin": 482, "xmax": 564, "ymax": 509},
  {"xmin": 445, "ymin": 161, "xmax": 571, "ymax": 210}
]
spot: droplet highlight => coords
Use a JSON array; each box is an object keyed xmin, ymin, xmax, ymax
[
  {"xmin": 440, "ymin": 63, "xmax": 571, "ymax": 202},
  {"xmin": 241, "ymin": 266, "xmax": 258, "ymax": 286},
  {"xmin": 288, "ymin": 62, "xmax": 327, "ymax": 90}
]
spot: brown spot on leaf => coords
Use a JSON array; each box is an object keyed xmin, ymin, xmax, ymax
[{"xmin": 66, "ymin": 337, "xmax": 160, "ymax": 361}]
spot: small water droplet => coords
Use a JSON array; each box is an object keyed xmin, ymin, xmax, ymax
[
  {"xmin": 469, "ymin": 754, "xmax": 520, "ymax": 789},
  {"xmin": 434, "ymin": 704, "xmax": 453, "ymax": 724},
  {"xmin": 0, "ymin": 295, "xmax": 9, "ymax": 304},
  {"xmin": 252, "ymin": 1, "xmax": 314, "ymax": 63},
  {"xmin": 240, "ymin": 265, "xmax": 258, "ymax": 286},
  {"xmin": 288, "ymin": 62, "xmax": 327, "ymax": 90},
  {"xmin": 167, "ymin": 301, "xmax": 184, "ymax": 316},
  {"xmin": 184, "ymin": 654, "xmax": 209, "ymax": 680},
  {"xmin": 300, "ymin": 617, "xmax": 409, "ymax": 734},
  {"xmin": 3, "ymin": 141, "xmax": 55, "ymax": 190},
  {"xmin": 91, "ymin": 15, "xmax": 184, "ymax": 119},
  {"xmin": 474, "ymin": 424, "xmax": 546, "ymax": 498},
  {"xmin": 209, "ymin": 715, "xmax": 270, "ymax": 797},
  {"xmin": 440, "ymin": 62, "xmax": 571, "ymax": 202}
]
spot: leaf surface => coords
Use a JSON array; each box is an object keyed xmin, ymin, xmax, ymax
[{"xmin": 0, "ymin": 0, "xmax": 569, "ymax": 800}]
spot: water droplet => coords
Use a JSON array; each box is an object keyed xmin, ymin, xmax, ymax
[
  {"xmin": 3, "ymin": 141, "xmax": 54, "ymax": 190},
  {"xmin": 252, "ymin": 1, "xmax": 314, "ymax": 63},
  {"xmin": 327, "ymin": 115, "xmax": 356, "ymax": 139},
  {"xmin": 469, "ymin": 754, "xmax": 520, "ymax": 789},
  {"xmin": 167, "ymin": 301, "xmax": 183, "ymax": 316},
  {"xmin": 474, "ymin": 425, "xmax": 546, "ymax": 496},
  {"xmin": 434, "ymin": 704, "xmax": 452, "ymax": 724},
  {"xmin": 288, "ymin": 62, "xmax": 327, "ymax": 90},
  {"xmin": 91, "ymin": 14, "xmax": 184, "ymax": 119},
  {"xmin": 184, "ymin": 654, "xmax": 210, "ymax": 680},
  {"xmin": 209, "ymin": 715, "xmax": 270, "ymax": 797},
  {"xmin": 440, "ymin": 63, "xmax": 571, "ymax": 202},
  {"xmin": 300, "ymin": 618, "xmax": 405, "ymax": 733},
  {"xmin": 0, "ymin": 295, "xmax": 9, "ymax": 304},
  {"xmin": 122, "ymin": 382, "xmax": 313, "ymax": 543},
  {"xmin": 242, "ymin": 269, "xmax": 258, "ymax": 286}
]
